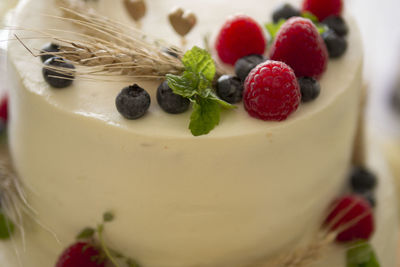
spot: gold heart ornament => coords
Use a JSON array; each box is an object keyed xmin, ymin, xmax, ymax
[
  {"xmin": 124, "ymin": 0, "xmax": 147, "ymax": 22},
  {"xmin": 168, "ymin": 7, "xmax": 197, "ymax": 37}
]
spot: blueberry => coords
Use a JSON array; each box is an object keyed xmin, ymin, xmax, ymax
[
  {"xmin": 40, "ymin": 43, "xmax": 60, "ymax": 63},
  {"xmin": 322, "ymin": 16, "xmax": 349, "ymax": 37},
  {"xmin": 322, "ymin": 30, "xmax": 348, "ymax": 59},
  {"xmin": 116, "ymin": 84, "xmax": 151, "ymax": 120},
  {"xmin": 157, "ymin": 81, "xmax": 190, "ymax": 114},
  {"xmin": 42, "ymin": 57, "xmax": 75, "ymax": 88},
  {"xmin": 350, "ymin": 166, "xmax": 378, "ymax": 194},
  {"xmin": 272, "ymin": 3, "xmax": 301, "ymax": 23},
  {"xmin": 235, "ymin": 54, "xmax": 267, "ymax": 82},
  {"xmin": 298, "ymin": 77, "xmax": 320, "ymax": 102},
  {"xmin": 216, "ymin": 75, "xmax": 243, "ymax": 104}
]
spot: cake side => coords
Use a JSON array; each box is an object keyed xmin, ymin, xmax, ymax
[
  {"xmin": 1, "ymin": 136, "xmax": 398, "ymax": 267},
  {"xmin": 3, "ymin": 0, "xmax": 378, "ymax": 266}
]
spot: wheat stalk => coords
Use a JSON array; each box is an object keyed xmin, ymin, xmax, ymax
[
  {"xmin": 11, "ymin": 0, "xmax": 227, "ymax": 82},
  {"xmin": 15, "ymin": 0, "xmax": 181, "ymax": 81}
]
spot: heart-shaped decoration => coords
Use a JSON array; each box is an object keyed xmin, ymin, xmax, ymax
[
  {"xmin": 124, "ymin": 0, "xmax": 147, "ymax": 22},
  {"xmin": 168, "ymin": 7, "xmax": 197, "ymax": 37}
]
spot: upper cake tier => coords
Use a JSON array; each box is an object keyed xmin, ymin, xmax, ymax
[
  {"xmin": 8, "ymin": 0, "xmax": 363, "ymax": 138},
  {"xmin": 5, "ymin": 0, "xmax": 365, "ymax": 266}
]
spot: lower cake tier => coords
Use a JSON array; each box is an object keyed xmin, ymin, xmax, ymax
[{"xmin": 0, "ymin": 144, "xmax": 398, "ymax": 267}]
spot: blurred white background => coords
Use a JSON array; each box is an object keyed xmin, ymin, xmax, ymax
[{"xmin": 349, "ymin": 0, "xmax": 400, "ymax": 138}]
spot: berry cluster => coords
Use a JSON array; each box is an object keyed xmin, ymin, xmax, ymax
[
  {"xmin": 55, "ymin": 212, "xmax": 139, "ymax": 267},
  {"xmin": 212, "ymin": 0, "xmax": 351, "ymax": 121},
  {"xmin": 324, "ymin": 167, "xmax": 377, "ymax": 243},
  {"xmin": 322, "ymin": 166, "xmax": 379, "ymax": 265}
]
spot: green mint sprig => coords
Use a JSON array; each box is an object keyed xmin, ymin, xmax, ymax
[
  {"xmin": 265, "ymin": 12, "xmax": 328, "ymax": 42},
  {"xmin": 77, "ymin": 212, "xmax": 140, "ymax": 267},
  {"xmin": 166, "ymin": 46, "xmax": 236, "ymax": 136},
  {"xmin": 346, "ymin": 241, "xmax": 380, "ymax": 267}
]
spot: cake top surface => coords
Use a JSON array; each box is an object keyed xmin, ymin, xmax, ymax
[{"xmin": 8, "ymin": 0, "xmax": 363, "ymax": 138}]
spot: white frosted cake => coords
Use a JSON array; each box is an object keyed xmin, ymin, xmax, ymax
[{"xmin": 0, "ymin": 0, "xmax": 398, "ymax": 266}]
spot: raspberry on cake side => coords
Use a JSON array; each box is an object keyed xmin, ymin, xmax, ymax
[{"xmin": 1, "ymin": 0, "xmax": 399, "ymax": 267}]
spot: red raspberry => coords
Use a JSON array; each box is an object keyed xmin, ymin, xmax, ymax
[
  {"xmin": 0, "ymin": 95, "xmax": 8, "ymax": 123},
  {"xmin": 302, "ymin": 0, "xmax": 343, "ymax": 21},
  {"xmin": 243, "ymin": 60, "xmax": 301, "ymax": 121},
  {"xmin": 324, "ymin": 195, "xmax": 374, "ymax": 243},
  {"xmin": 215, "ymin": 15, "xmax": 267, "ymax": 65},
  {"xmin": 56, "ymin": 242, "xmax": 105, "ymax": 267},
  {"xmin": 270, "ymin": 17, "xmax": 328, "ymax": 79}
]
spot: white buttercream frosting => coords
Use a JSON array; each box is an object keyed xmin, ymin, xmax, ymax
[{"xmin": 1, "ymin": 0, "xmax": 397, "ymax": 266}]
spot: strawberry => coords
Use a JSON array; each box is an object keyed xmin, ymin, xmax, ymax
[
  {"xmin": 270, "ymin": 17, "xmax": 328, "ymax": 79},
  {"xmin": 302, "ymin": 0, "xmax": 343, "ymax": 21},
  {"xmin": 215, "ymin": 15, "xmax": 267, "ymax": 65},
  {"xmin": 324, "ymin": 195, "xmax": 375, "ymax": 243},
  {"xmin": 56, "ymin": 242, "xmax": 105, "ymax": 267},
  {"xmin": 243, "ymin": 60, "xmax": 301, "ymax": 121}
]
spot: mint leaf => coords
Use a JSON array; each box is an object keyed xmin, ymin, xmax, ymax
[
  {"xmin": 166, "ymin": 46, "xmax": 236, "ymax": 136},
  {"xmin": 347, "ymin": 241, "xmax": 380, "ymax": 267},
  {"xmin": 265, "ymin": 19, "xmax": 286, "ymax": 41},
  {"xmin": 77, "ymin": 227, "xmax": 95, "ymax": 240},
  {"xmin": 0, "ymin": 211, "xmax": 15, "ymax": 240},
  {"xmin": 189, "ymin": 97, "xmax": 220, "ymax": 136},
  {"xmin": 182, "ymin": 46, "xmax": 216, "ymax": 81},
  {"xmin": 301, "ymin": 11, "xmax": 319, "ymax": 23},
  {"xmin": 208, "ymin": 93, "xmax": 237, "ymax": 110},
  {"xmin": 197, "ymin": 74, "xmax": 213, "ymax": 97},
  {"xmin": 166, "ymin": 72, "xmax": 198, "ymax": 98}
]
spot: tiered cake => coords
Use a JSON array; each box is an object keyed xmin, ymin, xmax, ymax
[{"xmin": 0, "ymin": 0, "xmax": 398, "ymax": 266}]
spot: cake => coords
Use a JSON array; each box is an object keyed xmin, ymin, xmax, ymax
[{"xmin": 0, "ymin": 0, "xmax": 398, "ymax": 266}]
